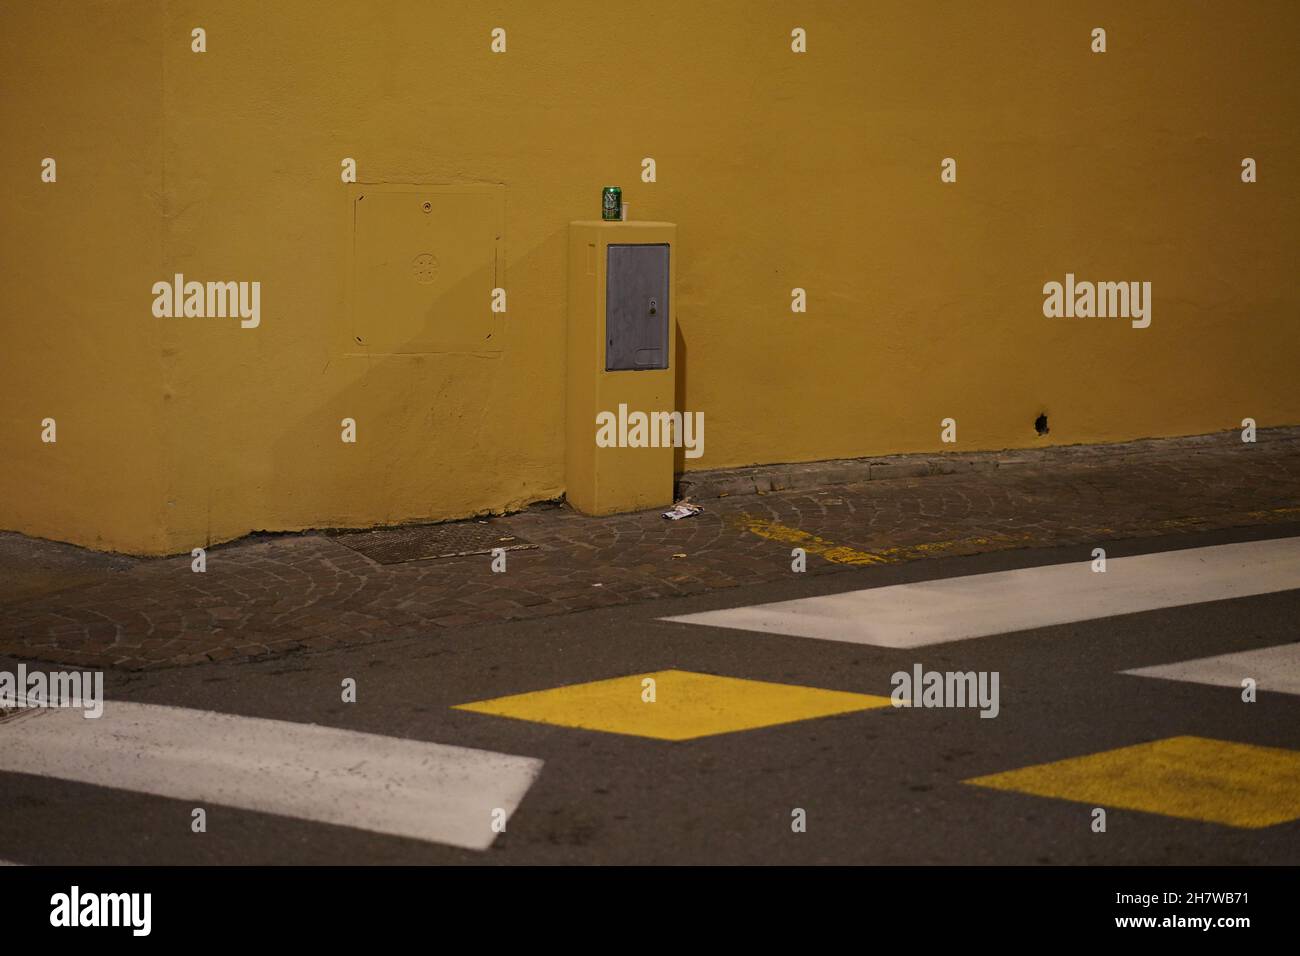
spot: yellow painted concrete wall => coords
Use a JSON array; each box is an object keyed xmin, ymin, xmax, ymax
[
  {"xmin": 3, "ymin": 1, "xmax": 1298, "ymax": 555},
  {"xmin": 0, "ymin": 1, "xmax": 168, "ymax": 553}
]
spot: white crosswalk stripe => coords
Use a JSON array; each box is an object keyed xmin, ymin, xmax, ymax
[
  {"xmin": 1123, "ymin": 642, "xmax": 1300, "ymax": 696},
  {"xmin": 0, "ymin": 701, "xmax": 542, "ymax": 851},
  {"xmin": 663, "ymin": 537, "xmax": 1300, "ymax": 647}
]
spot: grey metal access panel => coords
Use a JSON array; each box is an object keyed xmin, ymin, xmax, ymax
[{"xmin": 605, "ymin": 243, "xmax": 669, "ymax": 371}]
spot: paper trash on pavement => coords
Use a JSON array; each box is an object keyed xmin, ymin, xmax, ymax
[{"xmin": 662, "ymin": 501, "xmax": 703, "ymax": 520}]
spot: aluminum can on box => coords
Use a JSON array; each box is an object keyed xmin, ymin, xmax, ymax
[{"xmin": 601, "ymin": 186, "xmax": 622, "ymax": 221}]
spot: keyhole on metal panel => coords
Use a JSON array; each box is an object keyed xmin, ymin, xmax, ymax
[{"xmin": 648, "ymin": 298, "xmax": 657, "ymax": 315}]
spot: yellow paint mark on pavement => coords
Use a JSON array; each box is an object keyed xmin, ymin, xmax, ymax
[
  {"xmin": 730, "ymin": 505, "xmax": 1300, "ymax": 569},
  {"xmin": 1227, "ymin": 509, "xmax": 1300, "ymax": 522},
  {"xmin": 454, "ymin": 669, "xmax": 892, "ymax": 741},
  {"xmin": 729, "ymin": 514, "xmax": 1032, "ymax": 566},
  {"xmin": 965, "ymin": 736, "xmax": 1300, "ymax": 828}
]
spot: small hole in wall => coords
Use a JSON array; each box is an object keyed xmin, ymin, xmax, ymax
[{"xmin": 1034, "ymin": 413, "xmax": 1049, "ymax": 436}]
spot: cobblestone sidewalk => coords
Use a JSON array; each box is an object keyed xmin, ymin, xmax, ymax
[{"xmin": 2, "ymin": 429, "xmax": 1298, "ymax": 670}]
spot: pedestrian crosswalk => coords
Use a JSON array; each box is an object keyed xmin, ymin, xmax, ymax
[
  {"xmin": 650, "ymin": 535, "xmax": 1300, "ymax": 829},
  {"xmin": 0, "ymin": 701, "xmax": 542, "ymax": 851},
  {"xmin": 661, "ymin": 537, "xmax": 1300, "ymax": 647},
  {"xmin": 2, "ymin": 535, "xmax": 1298, "ymax": 859}
]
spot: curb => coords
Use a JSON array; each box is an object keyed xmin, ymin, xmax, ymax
[{"xmin": 674, "ymin": 426, "xmax": 1300, "ymax": 501}]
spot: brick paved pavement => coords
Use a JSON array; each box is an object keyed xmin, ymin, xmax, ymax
[{"xmin": 2, "ymin": 429, "xmax": 1297, "ymax": 670}]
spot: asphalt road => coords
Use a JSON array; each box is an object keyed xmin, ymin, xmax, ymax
[{"xmin": 1, "ymin": 523, "xmax": 1298, "ymax": 865}]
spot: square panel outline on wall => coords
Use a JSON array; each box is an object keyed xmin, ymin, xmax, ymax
[{"xmin": 346, "ymin": 183, "xmax": 505, "ymax": 356}]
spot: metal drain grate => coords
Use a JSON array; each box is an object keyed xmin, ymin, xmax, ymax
[{"xmin": 328, "ymin": 521, "xmax": 536, "ymax": 565}]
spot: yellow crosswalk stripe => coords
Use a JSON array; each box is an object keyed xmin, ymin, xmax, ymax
[
  {"xmin": 455, "ymin": 669, "xmax": 893, "ymax": 741},
  {"xmin": 966, "ymin": 736, "xmax": 1300, "ymax": 828}
]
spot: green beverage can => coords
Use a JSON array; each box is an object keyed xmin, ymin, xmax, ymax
[{"xmin": 601, "ymin": 186, "xmax": 622, "ymax": 221}]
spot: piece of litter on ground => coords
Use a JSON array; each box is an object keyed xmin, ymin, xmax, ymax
[
  {"xmin": 672, "ymin": 553, "xmax": 687, "ymax": 559},
  {"xmin": 592, "ymin": 583, "xmax": 603, "ymax": 587},
  {"xmin": 662, "ymin": 501, "xmax": 703, "ymax": 520}
]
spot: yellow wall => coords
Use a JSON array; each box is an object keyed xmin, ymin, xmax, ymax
[
  {"xmin": 3, "ymin": 1, "xmax": 1299, "ymax": 555},
  {"xmin": 0, "ymin": 1, "xmax": 168, "ymax": 553}
]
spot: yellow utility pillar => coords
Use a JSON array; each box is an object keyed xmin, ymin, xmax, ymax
[{"xmin": 566, "ymin": 220, "xmax": 678, "ymax": 515}]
